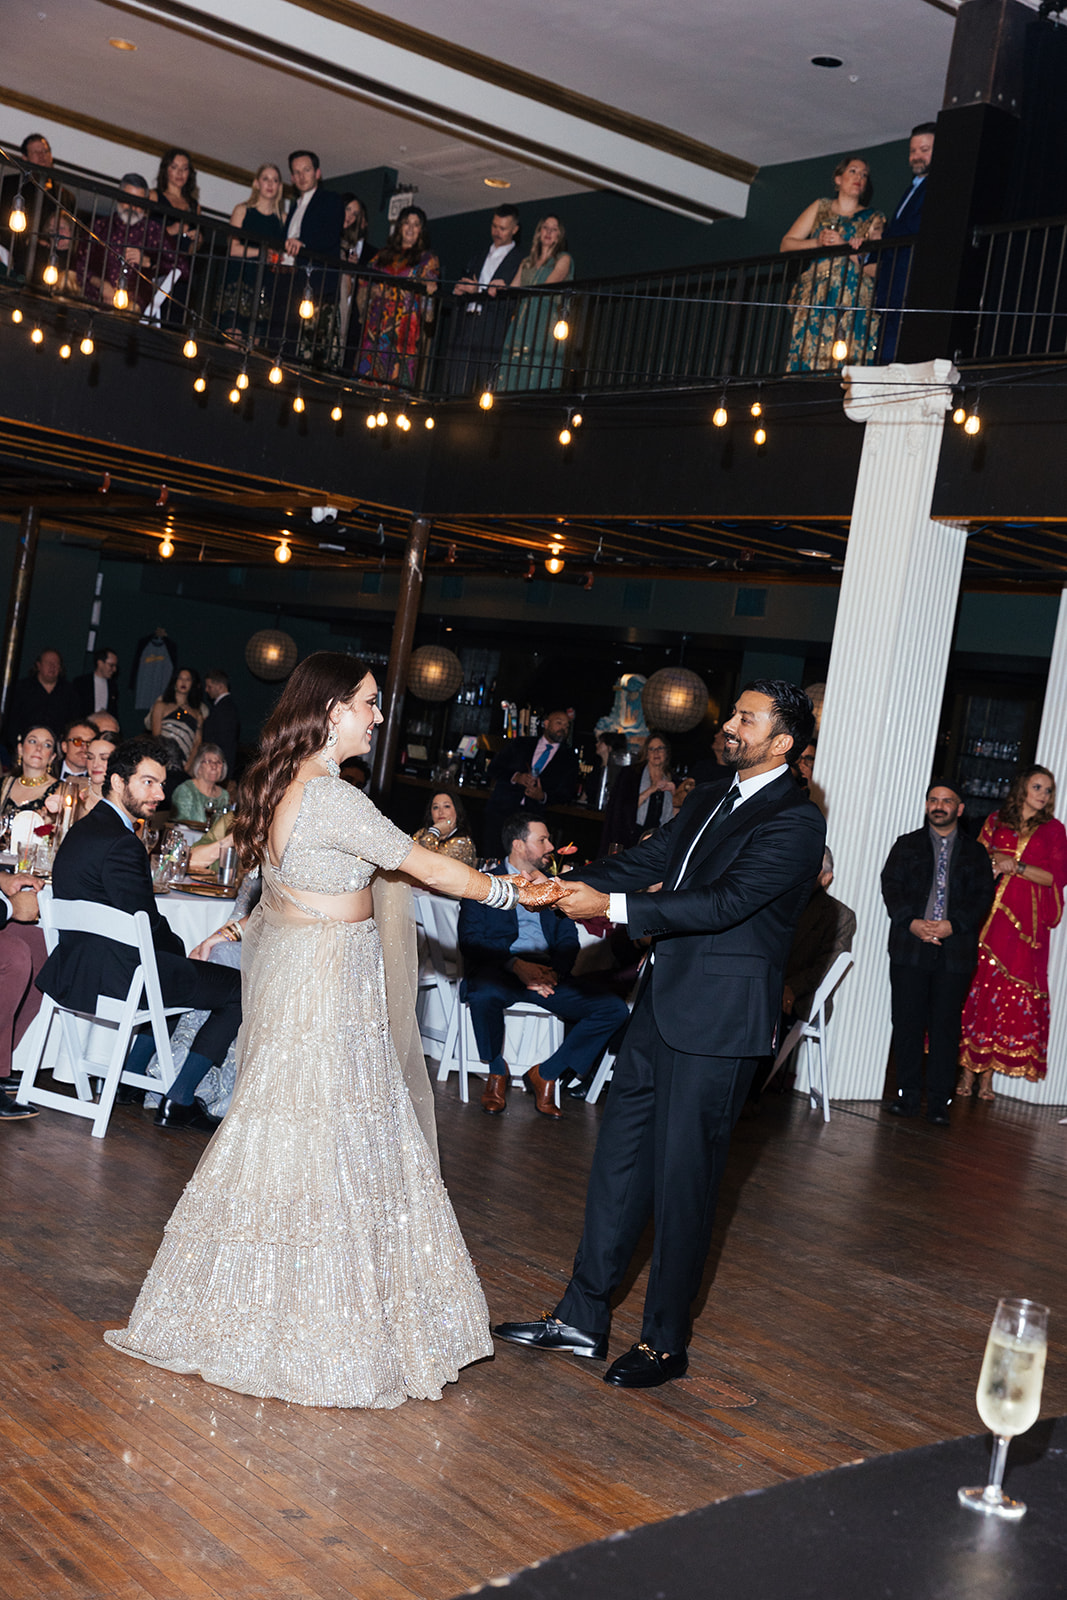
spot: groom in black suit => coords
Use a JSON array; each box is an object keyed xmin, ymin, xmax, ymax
[
  {"xmin": 37, "ymin": 736, "xmax": 242, "ymax": 1130},
  {"xmin": 495, "ymin": 681, "xmax": 826, "ymax": 1386}
]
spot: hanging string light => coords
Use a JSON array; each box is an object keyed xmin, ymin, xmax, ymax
[
  {"xmin": 553, "ymin": 297, "xmax": 572, "ymax": 341},
  {"xmin": 559, "ymin": 427, "xmax": 572, "ymax": 446},
  {"xmin": 330, "ymin": 397, "xmax": 343, "ymax": 422},
  {"xmin": 571, "ymin": 411, "xmax": 583, "ymax": 428},
  {"xmin": 7, "ymin": 191, "xmax": 27, "ymax": 233},
  {"xmin": 42, "ymin": 247, "xmax": 59, "ymax": 287},
  {"xmin": 424, "ymin": 415, "xmax": 435, "ymax": 429},
  {"xmin": 366, "ymin": 412, "xmax": 378, "ymax": 429},
  {"xmin": 750, "ymin": 396, "xmax": 763, "ymax": 419},
  {"xmin": 831, "ymin": 329, "xmax": 849, "ymax": 362},
  {"xmin": 952, "ymin": 403, "xmax": 967, "ymax": 425},
  {"xmin": 479, "ymin": 389, "xmax": 494, "ymax": 410},
  {"xmin": 545, "ymin": 542, "xmax": 565, "ymax": 574},
  {"xmin": 298, "ymin": 267, "xmax": 315, "ymax": 320},
  {"xmin": 292, "ymin": 390, "xmax": 305, "ymax": 414},
  {"xmin": 79, "ymin": 321, "xmax": 94, "ymax": 355},
  {"xmin": 275, "ymin": 538, "xmax": 292, "ymax": 564},
  {"xmin": 964, "ymin": 404, "xmax": 981, "ymax": 436},
  {"xmin": 712, "ymin": 393, "xmax": 729, "ymax": 427},
  {"xmin": 58, "ymin": 341, "xmax": 72, "ymax": 360},
  {"xmin": 394, "ymin": 411, "xmax": 411, "ymax": 432},
  {"xmin": 754, "ymin": 424, "xmax": 767, "ymax": 446},
  {"xmin": 236, "ymin": 364, "xmax": 250, "ymax": 391},
  {"xmin": 182, "ymin": 336, "xmax": 198, "ymax": 359},
  {"xmin": 159, "ymin": 534, "xmax": 175, "ymax": 558},
  {"xmin": 268, "ymin": 361, "xmax": 283, "ymax": 384},
  {"xmin": 193, "ymin": 363, "xmax": 208, "ymax": 394},
  {"xmin": 376, "ymin": 409, "xmax": 388, "ymax": 427},
  {"xmin": 228, "ymin": 384, "xmax": 241, "ymax": 404},
  {"xmin": 30, "ymin": 324, "xmax": 44, "ymax": 346},
  {"xmin": 11, "ymin": 308, "xmax": 23, "ymax": 325}
]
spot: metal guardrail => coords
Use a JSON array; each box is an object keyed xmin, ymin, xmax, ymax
[
  {"xmin": 968, "ymin": 215, "xmax": 1067, "ymax": 361},
  {"xmin": 1, "ymin": 156, "xmax": 924, "ymax": 397}
]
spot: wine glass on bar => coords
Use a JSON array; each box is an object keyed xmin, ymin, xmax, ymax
[{"xmin": 958, "ymin": 1297, "xmax": 1049, "ymax": 1519}]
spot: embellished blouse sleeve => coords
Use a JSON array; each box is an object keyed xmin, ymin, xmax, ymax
[{"xmin": 322, "ymin": 779, "xmax": 412, "ymax": 870}]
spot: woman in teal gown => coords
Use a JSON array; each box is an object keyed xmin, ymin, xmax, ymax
[
  {"xmin": 781, "ymin": 156, "xmax": 884, "ymax": 372},
  {"xmin": 498, "ymin": 215, "xmax": 574, "ymax": 392}
]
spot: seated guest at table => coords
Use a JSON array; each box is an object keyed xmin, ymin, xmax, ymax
[
  {"xmin": 150, "ymin": 666, "xmax": 205, "ymax": 780},
  {"xmin": 3, "ymin": 649, "xmax": 75, "ymax": 748},
  {"xmin": 483, "ymin": 708, "xmax": 580, "ymax": 856},
  {"xmin": 0, "ymin": 871, "xmax": 46, "ymax": 1119},
  {"xmin": 413, "ymin": 789, "xmax": 477, "ymax": 865},
  {"xmin": 59, "ymin": 719, "xmax": 96, "ymax": 782},
  {"xmin": 188, "ymin": 808, "xmax": 236, "ymax": 872},
  {"xmin": 75, "ymin": 730, "xmax": 120, "ymax": 818},
  {"xmin": 0, "ymin": 726, "xmax": 60, "ymax": 822},
  {"xmin": 73, "ymin": 176, "xmax": 154, "ymax": 309},
  {"xmin": 171, "ymin": 745, "xmax": 229, "ymax": 825},
  {"xmin": 74, "ymin": 645, "xmax": 119, "ymax": 722},
  {"xmin": 37, "ymin": 737, "xmax": 242, "ymax": 1132},
  {"xmin": 458, "ymin": 815, "xmax": 628, "ymax": 1118},
  {"xmin": 600, "ymin": 733, "xmax": 675, "ymax": 854}
]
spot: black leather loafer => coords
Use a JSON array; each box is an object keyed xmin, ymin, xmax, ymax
[
  {"xmin": 604, "ymin": 1342, "xmax": 688, "ymax": 1388},
  {"xmin": 885, "ymin": 1101, "xmax": 920, "ymax": 1118},
  {"xmin": 492, "ymin": 1314, "xmax": 608, "ymax": 1360},
  {"xmin": 154, "ymin": 1097, "xmax": 221, "ymax": 1132},
  {"xmin": 0, "ymin": 1095, "xmax": 39, "ymax": 1119},
  {"xmin": 926, "ymin": 1107, "xmax": 951, "ymax": 1127}
]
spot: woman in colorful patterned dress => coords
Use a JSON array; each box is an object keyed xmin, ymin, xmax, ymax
[
  {"xmin": 357, "ymin": 207, "xmax": 439, "ymax": 387},
  {"xmin": 957, "ymin": 766, "xmax": 1067, "ymax": 1097},
  {"xmin": 781, "ymin": 156, "xmax": 885, "ymax": 372}
]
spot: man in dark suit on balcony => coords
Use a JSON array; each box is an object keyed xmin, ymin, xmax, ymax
[
  {"xmin": 37, "ymin": 737, "xmax": 241, "ymax": 1130},
  {"xmin": 875, "ymin": 122, "xmax": 936, "ymax": 362},
  {"xmin": 494, "ymin": 681, "xmax": 825, "ymax": 1388},
  {"xmin": 444, "ymin": 206, "xmax": 523, "ymax": 394}
]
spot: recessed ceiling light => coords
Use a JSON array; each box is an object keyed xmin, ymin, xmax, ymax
[
  {"xmin": 810, "ymin": 55, "xmax": 843, "ymax": 68},
  {"xmin": 484, "ymin": 177, "xmax": 511, "ymax": 189},
  {"xmin": 797, "ymin": 548, "xmax": 834, "ymax": 559},
  {"xmin": 109, "ymin": 37, "xmax": 137, "ymax": 50}
]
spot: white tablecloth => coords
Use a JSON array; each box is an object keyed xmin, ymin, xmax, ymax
[{"xmin": 12, "ymin": 885, "xmax": 237, "ymax": 1079}]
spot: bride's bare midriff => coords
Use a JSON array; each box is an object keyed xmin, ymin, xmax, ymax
[
  {"xmin": 268, "ymin": 774, "xmax": 373, "ymax": 923},
  {"xmin": 285, "ymin": 884, "xmax": 373, "ymax": 923}
]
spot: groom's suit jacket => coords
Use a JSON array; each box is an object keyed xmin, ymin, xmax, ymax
[{"xmin": 581, "ymin": 771, "xmax": 826, "ymax": 1057}]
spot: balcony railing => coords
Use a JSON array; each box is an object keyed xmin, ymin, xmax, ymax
[
  {"xmin": 0, "ymin": 154, "xmax": 932, "ymax": 398},
  {"xmin": 967, "ymin": 214, "xmax": 1067, "ymax": 361}
]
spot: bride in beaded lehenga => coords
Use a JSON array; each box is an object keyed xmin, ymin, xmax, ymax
[{"xmin": 105, "ymin": 654, "xmax": 563, "ymax": 1409}]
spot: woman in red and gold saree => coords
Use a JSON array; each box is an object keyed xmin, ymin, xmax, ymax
[{"xmin": 958, "ymin": 766, "xmax": 1067, "ymax": 1096}]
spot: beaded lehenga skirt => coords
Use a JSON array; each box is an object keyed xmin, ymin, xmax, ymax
[{"xmin": 105, "ymin": 861, "xmax": 492, "ymax": 1408}]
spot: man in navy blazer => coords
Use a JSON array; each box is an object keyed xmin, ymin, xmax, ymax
[
  {"xmin": 458, "ymin": 814, "xmax": 627, "ymax": 1117},
  {"xmin": 37, "ymin": 737, "xmax": 241, "ymax": 1130},
  {"xmin": 875, "ymin": 122, "xmax": 936, "ymax": 362},
  {"xmin": 282, "ymin": 150, "xmax": 345, "ymax": 262},
  {"xmin": 495, "ymin": 681, "xmax": 825, "ymax": 1387}
]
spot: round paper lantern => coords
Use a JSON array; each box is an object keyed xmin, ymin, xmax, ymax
[
  {"xmin": 406, "ymin": 645, "xmax": 464, "ymax": 702},
  {"xmin": 245, "ymin": 628, "xmax": 298, "ymax": 681},
  {"xmin": 641, "ymin": 666, "xmax": 709, "ymax": 733}
]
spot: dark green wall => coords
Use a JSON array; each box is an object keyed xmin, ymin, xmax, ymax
[{"xmin": 427, "ymin": 137, "xmax": 912, "ymax": 283}]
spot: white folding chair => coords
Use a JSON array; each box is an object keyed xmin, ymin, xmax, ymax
[
  {"xmin": 585, "ymin": 1048, "xmax": 616, "ymax": 1105},
  {"xmin": 764, "ymin": 950, "xmax": 854, "ymax": 1123},
  {"xmin": 18, "ymin": 898, "xmax": 191, "ymax": 1138},
  {"xmin": 414, "ymin": 892, "xmax": 461, "ymax": 1061},
  {"xmin": 441, "ymin": 995, "xmax": 564, "ymax": 1106}
]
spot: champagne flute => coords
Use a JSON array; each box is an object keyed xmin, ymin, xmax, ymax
[{"xmin": 958, "ymin": 1297, "xmax": 1048, "ymax": 1519}]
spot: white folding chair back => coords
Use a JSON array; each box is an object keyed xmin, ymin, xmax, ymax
[
  {"xmin": 414, "ymin": 891, "xmax": 461, "ymax": 1059},
  {"xmin": 765, "ymin": 949, "xmax": 854, "ymax": 1122},
  {"xmin": 18, "ymin": 898, "xmax": 192, "ymax": 1138},
  {"xmin": 585, "ymin": 1049, "xmax": 616, "ymax": 1105}
]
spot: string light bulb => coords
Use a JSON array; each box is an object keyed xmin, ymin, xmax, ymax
[
  {"xmin": 275, "ymin": 539, "xmax": 292, "ymax": 564},
  {"xmin": 553, "ymin": 317, "xmax": 569, "ymax": 341},
  {"xmin": 292, "ymin": 391, "xmax": 305, "ymax": 414},
  {"xmin": 330, "ymin": 401, "xmax": 343, "ymax": 422},
  {"xmin": 182, "ymin": 336, "xmax": 198, "ymax": 359},
  {"xmin": 953, "ymin": 405, "xmax": 966, "ymax": 425},
  {"xmin": 236, "ymin": 368, "xmax": 250, "ymax": 390},
  {"xmin": 11, "ymin": 308, "xmax": 23, "ymax": 325},
  {"xmin": 42, "ymin": 256, "xmax": 59, "ymax": 287},
  {"xmin": 750, "ymin": 398, "xmax": 763, "ymax": 418},
  {"xmin": 831, "ymin": 336, "xmax": 849, "ymax": 361},
  {"xmin": 964, "ymin": 411, "xmax": 981, "ymax": 436},
  {"xmin": 424, "ymin": 415, "xmax": 435, "ymax": 429},
  {"xmin": 571, "ymin": 412, "xmax": 583, "ymax": 428},
  {"xmin": 559, "ymin": 427, "xmax": 572, "ymax": 446},
  {"xmin": 79, "ymin": 327, "xmax": 94, "ymax": 355},
  {"xmin": 268, "ymin": 362, "xmax": 283, "ymax": 384},
  {"xmin": 194, "ymin": 365, "xmax": 208, "ymax": 393},
  {"xmin": 8, "ymin": 194, "xmax": 27, "ymax": 233},
  {"xmin": 298, "ymin": 269, "xmax": 315, "ymax": 320},
  {"xmin": 754, "ymin": 425, "xmax": 767, "ymax": 446},
  {"xmin": 479, "ymin": 390, "xmax": 494, "ymax": 411},
  {"xmin": 395, "ymin": 412, "xmax": 411, "ymax": 431},
  {"xmin": 112, "ymin": 284, "xmax": 129, "ymax": 310},
  {"xmin": 366, "ymin": 413, "xmax": 378, "ymax": 429},
  {"xmin": 30, "ymin": 325, "xmax": 44, "ymax": 345},
  {"xmin": 159, "ymin": 535, "xmax": 174, "ymax": 558},
  {"xmin": 545, "ymin": 554, "xmax": 565, "ymax": 574},
  {"xmin": 228, "ymin": 385, "xmax": 241, "ymax": 404},
  {"xmin": 59, "ymin": 341, "xmax": 72, "ymax": 359},
  {"xmin": 712, "ymin": 403, "xmax": 728, "ymax": 427},
  {"xmin": 376, "ymin": 410, "xmax": 388, "ymax": 427}
]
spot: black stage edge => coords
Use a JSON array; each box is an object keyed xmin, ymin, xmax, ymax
[{"xmin": 457, "ymin": 1416, "xmax": 1067, "ymax": 1599}]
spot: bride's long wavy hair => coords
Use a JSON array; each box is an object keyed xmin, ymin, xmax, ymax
[{"xmin": 233, "ymin": 651, "xmax": 372, "ymax": 869}]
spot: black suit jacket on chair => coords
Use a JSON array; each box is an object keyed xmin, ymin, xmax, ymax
[
  {"xmin": 880, "ymin": 825, "xmax": 994, "ymax": 974},
  {"xmin": 580, "ymin": 771, "xmax": 826, "ymax": 1057},
  {"xmin": 37, "ymin": 802, "xmax": 185, "ymax": 1009}
]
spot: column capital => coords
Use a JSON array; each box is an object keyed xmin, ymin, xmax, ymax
[{"xmin": 842, "ymin": 358, "xmax": 960, "ymax": 427}]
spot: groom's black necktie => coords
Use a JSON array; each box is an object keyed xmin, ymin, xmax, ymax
[{"xmin": 670, "ymin": 784, "xmax": 739, "ymax": 890}]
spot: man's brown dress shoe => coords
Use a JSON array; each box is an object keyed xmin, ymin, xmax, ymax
[
  {"xmin": 481, "ymin": 1073, "xmax": 509, "ymax": 1114},
  {"xmin": 524, "ymin": 1064, "xmax": 562, "ymax": 1118}
]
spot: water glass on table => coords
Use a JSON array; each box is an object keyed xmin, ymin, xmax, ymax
[{"xmin": 958, "ymin": 1296, "xmax": 1049, "ymax": 1519}]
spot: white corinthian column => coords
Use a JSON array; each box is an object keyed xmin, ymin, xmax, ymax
[{"xmin": 813, "ymin": 359, "xmax": 966, "ymax": 1102}]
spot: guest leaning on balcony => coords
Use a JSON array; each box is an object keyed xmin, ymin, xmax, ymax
[
  {"xmin": 498, "ymin": 215, "xmax": 574, "ymax": 393},
  {"xmin": 73, "ymin": 175, "xmax": 155, "ymax": 309},
  {"xmin": 781, "ymin": 156, "xmax": 884, "ymax": 371},
  {"xmin": 218, "ymin": 162, "xmax": 286, "ymax": 339}
]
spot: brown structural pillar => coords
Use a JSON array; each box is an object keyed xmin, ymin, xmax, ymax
[
  {"xmin": 370, "ymin": 514, "xmax": 432, "ymax": 803},
  {"xmin": 0, "ymin": 505, "xmax": 41, "ymax": 732}
]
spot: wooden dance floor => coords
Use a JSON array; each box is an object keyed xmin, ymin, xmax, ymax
[{"xmin": 1, "ymin": 1080, "xmax": 1065, "ymax": 1599}]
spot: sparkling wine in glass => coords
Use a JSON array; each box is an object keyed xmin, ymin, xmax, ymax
[{"xmin": 958, "ymin": 1297, "xmax": 1048, "ymax": 1520}]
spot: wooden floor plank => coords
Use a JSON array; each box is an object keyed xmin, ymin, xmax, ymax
[{"xmin": 1, "ymin": 1084, "xmax": 1066, "ymax": 1598}]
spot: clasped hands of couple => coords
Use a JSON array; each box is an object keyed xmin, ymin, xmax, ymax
[{"xmin": 509, "ymin": 873, "xmax": 608, "ymax": 921}]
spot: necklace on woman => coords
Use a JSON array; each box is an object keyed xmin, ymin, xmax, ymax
[{"xmin": 17, "ymin": 775, "xmax": 44, "ymax": 788}]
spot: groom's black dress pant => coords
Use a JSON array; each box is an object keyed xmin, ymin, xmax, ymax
[{"xmin": 554, "ymin": 987, "xmax": 758, "ymax": 1353}]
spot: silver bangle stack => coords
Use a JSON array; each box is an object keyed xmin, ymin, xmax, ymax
[{"xmin": 482, "ymin": 874, "xmax": 518, "ymax": 911}]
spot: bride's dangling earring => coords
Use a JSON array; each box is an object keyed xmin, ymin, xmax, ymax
[
  {"xmin": 326, "ymin": 727, "xmax": 338, "ymax": 748},
  {"xmin": 324, "ymin": 723, "xmax": 339, "ymax": 776}
]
